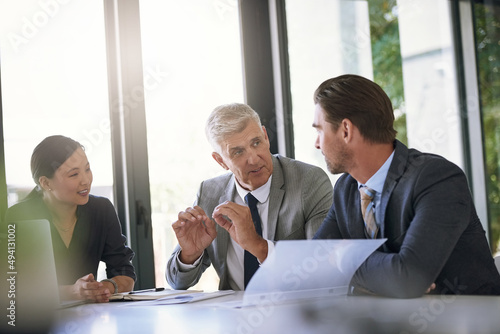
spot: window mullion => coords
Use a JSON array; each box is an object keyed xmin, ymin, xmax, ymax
[{"xmin": 103, "ymin": 0, "xmax": 155, "ymax": 289}]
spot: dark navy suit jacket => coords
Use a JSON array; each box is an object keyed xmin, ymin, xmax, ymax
[{"xmin": 315, "ymin": 140, "xmax": 500, "ymax": 298}]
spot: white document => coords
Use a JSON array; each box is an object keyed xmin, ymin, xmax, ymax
[
  {"xmin": 120, "ymin": 290, "xmax": 235, "ymax": 306},
  {"xmin": 243, "ymin": 239, "xmax": 386, "ymax": 306}
]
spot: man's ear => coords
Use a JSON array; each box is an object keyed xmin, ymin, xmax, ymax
[
  {"xmin": 340, "ymin": 119, "xmax": 354, "ymax": 143},
  {"xmin": 212, "ymin": 152, "xmax": 229, "ymax": 170},
  {"xmin": 261, "ymin": 126, "xmax": 269, "ymax": 141}
]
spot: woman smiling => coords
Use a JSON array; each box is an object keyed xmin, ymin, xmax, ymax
[{"xmin": 5, "ymin": 135, "xmax": 136, "ymax": 303}]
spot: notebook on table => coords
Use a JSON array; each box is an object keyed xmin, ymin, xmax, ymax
[{"xmin": 110, "ymin": 288, "xmax": 202, "ymax": 301}]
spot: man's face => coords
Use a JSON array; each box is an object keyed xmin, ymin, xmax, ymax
[
  {"xmin": 313, "ymin": 104, "xmax": 352, "ymax": 174},
  {"xmin": 213, "ymin": 121, "xmax": 274, "ymax": 191}
]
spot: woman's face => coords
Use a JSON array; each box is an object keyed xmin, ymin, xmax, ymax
[{"xmin": 42, "ymin": 147, "xmax": 93, "ymax": 207}]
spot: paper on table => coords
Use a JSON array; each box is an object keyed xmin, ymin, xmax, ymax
[
  {"xmin": 243, "ymin": 239, "xmax": 386, "ymax": 305},
  {"xmin": 120, "ymin": 290, "xmax": 235, "ymax": 306},
  {"xmin": 110, "ymin": 289, "xmax": 201, "ymax": 301}
]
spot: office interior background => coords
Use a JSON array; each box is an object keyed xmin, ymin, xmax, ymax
[{"xmin": 0, "ymin": 0, "xmax": 498, "ymax": 290}]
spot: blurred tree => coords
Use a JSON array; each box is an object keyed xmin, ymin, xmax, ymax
[
  {"xmin": 474, "ymin": 2, "xmax": 500, "ymax": 252},
  {"xmin": 368, "ymin": 0, "xmax": 407, "ymax": 145}
]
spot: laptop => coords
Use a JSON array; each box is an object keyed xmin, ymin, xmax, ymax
[{"xmin": 0, "ymin": 219, "xmax": 82, "ymax": 333}]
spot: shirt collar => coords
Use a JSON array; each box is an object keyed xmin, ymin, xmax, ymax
[
  {"xmin": 235, "ymin": 175, "xmax": 272, "ymax": 204},
  {"xmin": 358, "ymin": 150, "xmax": 395, "ymax": 194}
]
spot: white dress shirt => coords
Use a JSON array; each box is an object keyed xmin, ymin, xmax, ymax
[
  {"xmin": 357, "ymin": 150, "xmax": 395, "ymax": 222},
  {"xmin": 177, "ymin": 176, "xmax": 275, "ymax": 290}
]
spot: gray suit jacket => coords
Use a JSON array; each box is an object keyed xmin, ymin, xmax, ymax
[
  {"xmin": 166, "ymin": 155, "xmax": 333, "ymax": 290},
  {"xmin": 315, "ymin": 140, "xmax": 500, "ymax": 297}
]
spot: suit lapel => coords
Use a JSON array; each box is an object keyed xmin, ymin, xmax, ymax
[
  {"xmin": 215, "ymin": 175, "xmax": 236, "ymax": 286},
  {"xmin": 267, "ymin": 156, "xmax": 284, "ymax": 240},
  {"xmin": 378, "ymin": 140, "xmax": 407, "ymax": 238}
]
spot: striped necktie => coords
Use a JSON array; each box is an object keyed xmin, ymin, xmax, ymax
[{"xmin": 359, "ymin": 186, "xmax": 378, "ymax": 238}]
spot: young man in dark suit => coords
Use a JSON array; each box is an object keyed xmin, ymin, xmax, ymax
[{"xmin": 312, "ymin": 74, "xmax": 500, "ymax": 298}]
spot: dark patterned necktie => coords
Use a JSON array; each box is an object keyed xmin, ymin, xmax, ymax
[
  {"xmin": 359, "ymin": 186, "xmax": 378, "ymax": 238},
  {"xmin": 244, "ymin": 193, "xmax": 262, "ymax": 288}
]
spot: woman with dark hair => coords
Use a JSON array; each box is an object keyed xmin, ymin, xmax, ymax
[{"xmin": 5, "ymin": 135, "xmax": 136, "ymax": 303}]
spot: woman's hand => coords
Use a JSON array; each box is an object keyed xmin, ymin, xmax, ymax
[{"xmin": 60, "ymin": 273, "xmax": 111, "ymax": 303}]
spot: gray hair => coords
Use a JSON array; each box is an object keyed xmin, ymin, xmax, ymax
[{"xmin": 205, "ymin": 103, "xmax": 262, "ymax": 153}]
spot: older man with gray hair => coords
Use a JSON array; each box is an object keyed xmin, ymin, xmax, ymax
[{"xmin": 166, "ymin": 103, "xmax": 333, "ymax": 290}]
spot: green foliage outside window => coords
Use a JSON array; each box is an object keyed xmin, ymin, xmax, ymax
[
  {"xmin": 368, "ymin": 1, "xmax": 500, "ymax": 251},
  {"xmin": 475, "ymin": 3, "xmax": 500, "ymax": 252},
  {"xmin": 368, "ymin": 0, "xmax": 408, "ymax": 146}
]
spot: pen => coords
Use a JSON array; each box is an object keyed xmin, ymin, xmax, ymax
[{"xmin": 129, "ymin": 287, "xmax": 165, "ymax": 294}]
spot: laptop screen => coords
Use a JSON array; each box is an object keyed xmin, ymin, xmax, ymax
[{"xmin": 1, "ymin": 219, "xmax": 60, "ymax": 333}]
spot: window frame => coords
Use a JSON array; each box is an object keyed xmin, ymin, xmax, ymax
[
  {"xmin": 453, "ymin": 0, "xmax": 489, "ymax": 236},
  {"xmin": 0, "ymin": 64, "xmax": 6, "ymax": 223},
  {"xmin": 239, "ymin": 0, "xmax": 294, "ymax": 157},
  {"xmin": 103, "ymin": 0, "xmax": 155, "ymax": 289}
]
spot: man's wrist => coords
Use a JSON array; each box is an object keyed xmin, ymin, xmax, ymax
[
  {"xmin": 179, "ymin": 250, "xmax": 203, "ymax": 265},
  {"xmin": 246, "ymin": 237, "xmax": 269, "ymax": 263}
]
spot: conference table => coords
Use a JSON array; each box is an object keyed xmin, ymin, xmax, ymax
[{"xmin": 50, "ymin": 291, "xmax": 500, "ymax": 334}]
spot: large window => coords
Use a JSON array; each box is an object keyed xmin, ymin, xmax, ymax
[
  {"xmin": 138, "ymin": 0, "xmax": 244, "ymax": 290},
  {"xmin": 0, "ymin": 1, "xmax": 113, "ymax": 205},
  {"xmin": 286, "ymin": 0, "xmax": 464, "ymax": 181}
]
